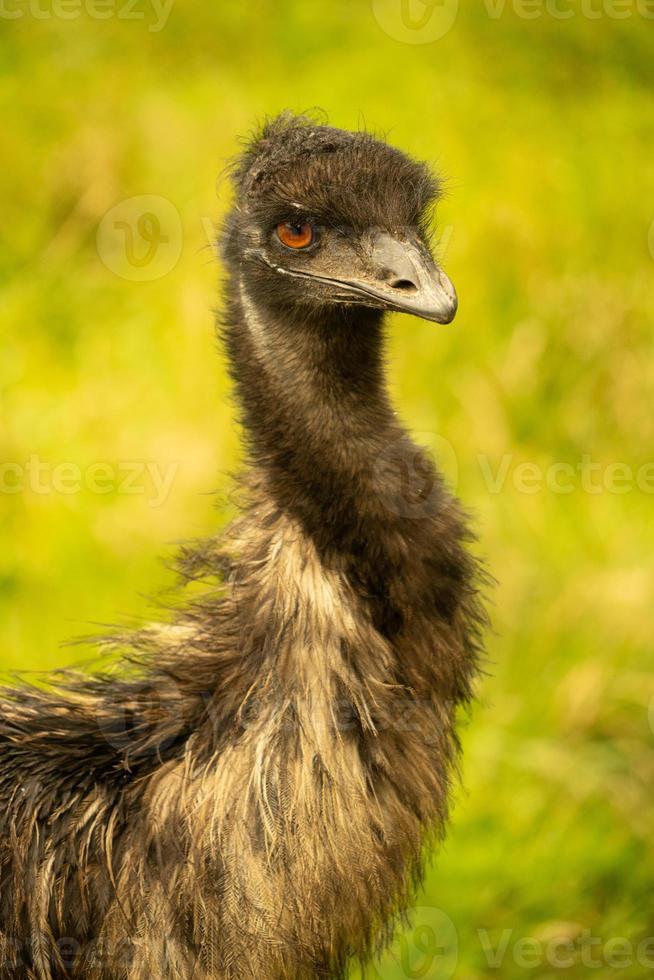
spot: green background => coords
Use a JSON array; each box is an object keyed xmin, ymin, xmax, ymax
[{"xmin": 1, "ymin": 2, "xmax": 653, "ymax": 977}]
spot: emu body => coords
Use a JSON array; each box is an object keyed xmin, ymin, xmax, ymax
[{"xmin": 0, "ymin": 115, "xmax": 486, "ymax": 979}]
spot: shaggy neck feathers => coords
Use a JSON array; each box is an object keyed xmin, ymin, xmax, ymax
[{"xmin": 222, "ymin": 276, "xmax": 476, "ymax": 652}]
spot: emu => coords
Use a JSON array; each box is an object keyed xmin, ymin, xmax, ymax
[{"xmin": 0, "ymin": 113, "xmax": 486, "ymax": 979}]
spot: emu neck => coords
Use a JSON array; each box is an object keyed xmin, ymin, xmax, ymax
[
  {"xmin": 227, "ymin": 282, "xmax": 400, "ymax": 549},
  {"xmin": 224, "ymin": 280, "xmax": 469, "ymax": 651}
]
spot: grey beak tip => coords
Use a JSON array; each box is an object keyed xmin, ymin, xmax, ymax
[
  {"xmin": 440, "ymin": 300, "xmax": 458, "ymax": 325},
  {"xmin": 439, "ymin": 286, "xmax": 458, "ymax": 324}
]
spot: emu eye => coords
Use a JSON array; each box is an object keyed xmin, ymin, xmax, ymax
[{"xmin": 276, "ymin": 221, "xmax": 315, "ymax": 250}]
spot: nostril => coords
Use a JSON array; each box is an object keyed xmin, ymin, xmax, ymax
[
  {"xmin": 388, "ymin": 278, "xmax": 418, "ymax": 293},
  {"xmin": 380, "ymin": 271, "xmax": 418, "ymax": 293}
]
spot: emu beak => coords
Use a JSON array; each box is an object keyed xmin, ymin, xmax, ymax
[{"xmin": 356, "ymin": 232, "xmax": 458, "ymax": 324}]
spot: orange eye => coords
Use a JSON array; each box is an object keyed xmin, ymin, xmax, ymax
[{"xmin": 276, "ymin": 221, "xmax": 315, "ymax": 249}]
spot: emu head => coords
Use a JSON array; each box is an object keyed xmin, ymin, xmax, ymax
[{"xmin": 223, "ymin": 113, "xmax": 457, "ymax": 324}]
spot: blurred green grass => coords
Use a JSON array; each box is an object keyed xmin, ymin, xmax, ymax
[{"xmin": 1, "ymin": 3, "xmax": 653, "ymax": 977}]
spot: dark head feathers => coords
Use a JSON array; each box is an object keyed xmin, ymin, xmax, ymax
[{"xmin": 231, "ymin": 111, "xmax": 441, "ymax": 235}]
